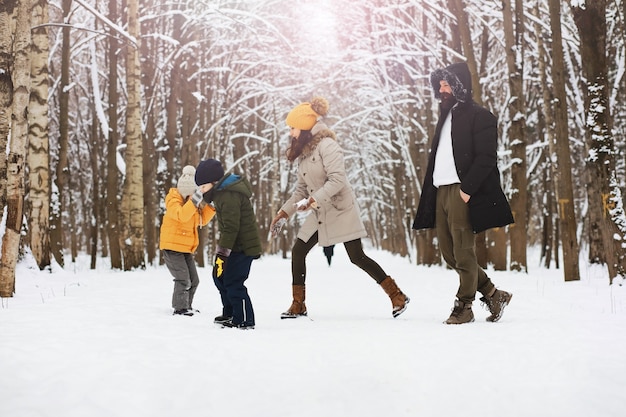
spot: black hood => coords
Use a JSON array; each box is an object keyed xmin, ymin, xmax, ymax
[{"xmin": 430, "ymin": 62, "xmax": 473, "ymax": 103}]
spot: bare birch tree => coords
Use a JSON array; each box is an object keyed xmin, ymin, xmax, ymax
[
  {"xmin": 0, "ymin": 0, "xmax": 30, "ymax": 297},
  {"xmin": 0, "ymin": 0, "xmax": 14, "ymax": 218},
  {"xmin": 27, "ymin": 0, "xmax": 50, "ymax": 270},
  {"xmin": 120, "ymin": 0, "xmax": 145, "ymax": 270}
]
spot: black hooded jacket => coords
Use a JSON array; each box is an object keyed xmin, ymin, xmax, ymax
[{"xmin": 412, "ymin": 62, "xmax": 514, "ymax": 233}]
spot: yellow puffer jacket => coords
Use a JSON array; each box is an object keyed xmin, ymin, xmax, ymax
[{"xmin": 159, "ymin": 188, "xmax": 215, "ymax": 253}]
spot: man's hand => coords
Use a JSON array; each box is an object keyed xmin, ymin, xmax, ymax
[{"xmin": 460, "ymin": 190, "xmax": 471, "ymax": 203}]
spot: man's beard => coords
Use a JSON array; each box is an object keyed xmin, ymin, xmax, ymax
[{"xmin": 440, "ymin": 92, "xmax": 457, "ymax": 109}]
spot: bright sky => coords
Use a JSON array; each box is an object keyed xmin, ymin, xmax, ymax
[{"xmin": 294, "ymin": 0, "xmax": 340, "ymax": 58}]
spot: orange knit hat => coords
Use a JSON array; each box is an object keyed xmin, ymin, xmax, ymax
[{"xmin": 286, "ymin": 97, "xmax": 329, "ymax": 130}]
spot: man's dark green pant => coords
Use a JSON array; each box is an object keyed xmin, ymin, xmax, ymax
[{"xmin": 435, "ymin": 184, "xmax": 495, "ymax": 304}]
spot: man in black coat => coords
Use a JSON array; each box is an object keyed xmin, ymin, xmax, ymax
[{"xmin": 412, "ymin": 62, "xmax": 514, "ymax": 324}]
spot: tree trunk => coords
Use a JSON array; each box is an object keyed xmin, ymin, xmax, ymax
[
  {"xmin": 106, "ymin": 0, "xmax": 122, "ymax": 269},
  {"xmin": 573, "ymin": 0, "xmax": 626, "ymax": 284},
  {"xmin": 87, "ymin": 34, "xmax": 104, "ymax": 269},
  {"xmin": 541, "ymin": 166, "xmax": 555, "ymax": 268},
  {"xmin": 89, "ymin": 112, "xmax": 99, "ymax": 270},
  {"xmin": 390, "ymin": 131, "xmax": 410, "ymax": 257},
  {"xmin": 69, "ymin": 164, "xmax": 77, "ymax": 263},
  {"xmin": 487, "ymin": 227, "xmax": 508, "ymax": 271},
  {"xmin": 0, "ymin": 2, "xmax": 14, "ymax": 221},
  {"xmin": 548, "ymin": 0, "xmax": 580, "ymax": 281},
  {"xmin": 534, "ymin": 0, "xmax": 558, "ymax": 270},
  {"xmin": 0, "ymin": 0, "xmax": 30, "ymax": 297},
  {"xmin": 50, "ymin": 0, "xmax": 73, "ymax": 268},
  {"xmin": 575, "ymin": 2, "xmax": 606, "ymax": 266},
  {"xmin": 450, "ymin": 0, "xmax": 483, "ymax": 102},
  {"xmin": 164, "ymin": 67, "xmax": 178, "ymax": 194},
  {"xmin": 26, "ymin": 0, "xmax": 50, "ymax": 270},
  {"xmin": 143, "ymin": 132, "xmax": 157, "ymax": 265},
  {"xmin": 411, "ymin": 35, "xmax": 440, "ymax": 266},
  {"xmin": 120, "ymin": 0, "xmax": 145, "ymax": 270},
  {"xmin": 141, "ymin": 53, "xmax": 157, "ymax": 266},
  {"xmin": 502, "ymin": 0, "xmax": 528, "ymax": 272}
]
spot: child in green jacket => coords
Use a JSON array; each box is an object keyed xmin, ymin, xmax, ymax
[{"xmin": 195, "ymin": 159, "xmax": 262, "ymax": 329}]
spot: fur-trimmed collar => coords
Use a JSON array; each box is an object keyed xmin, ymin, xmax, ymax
[{"xmin": 299, "ymin": 122, "xmax": 337, "ymax": 159}]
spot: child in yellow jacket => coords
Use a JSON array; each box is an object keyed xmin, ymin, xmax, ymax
[{"xmin": 159, "ymin": 165, "xmax": 215, "ymax": 316}]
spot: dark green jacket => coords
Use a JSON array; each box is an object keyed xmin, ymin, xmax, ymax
[{"xmin": 212, "ymin": 174, "xmax": 262, "ymax": 257}]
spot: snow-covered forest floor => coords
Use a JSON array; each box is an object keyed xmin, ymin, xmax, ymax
[{"xmin": 1, "ymin": 245, "xmax": 625, "ymax": 417}]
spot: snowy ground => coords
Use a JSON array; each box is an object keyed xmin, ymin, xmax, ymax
[{"xmin": 1, "ymin": 244, "xmax": 625, "ymax": 417}]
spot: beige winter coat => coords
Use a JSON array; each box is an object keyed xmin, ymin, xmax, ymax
[{"xmin": 280, "ymin": 122, "xmax": 367, "ymax": 246}]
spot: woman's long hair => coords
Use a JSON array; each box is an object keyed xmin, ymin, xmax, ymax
[{"xmin": 286, "ymin": 129, "xmax": 313, "ymax": 162}]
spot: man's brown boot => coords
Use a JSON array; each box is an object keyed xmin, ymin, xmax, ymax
[
  {"xmin": 480, "ymin": 289, "xmax": 512, "ymax": 322},
  {"xmin": 281, "ymin": 285, "xmax": 307, "ymax": 319},
  {"xmin": 380, "ymin": 277, "xmax": 410, "ymax": 318},
  {"xmin": 444, "ymin": 300, "xmax": 474, "ymax": 324}
]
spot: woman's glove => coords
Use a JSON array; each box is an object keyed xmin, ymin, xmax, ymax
[
  {"xmin": 269, "ymin": 210, "xmax": 288, "ymax": 238},
  {"xmin": 295, "ymin": 197, "xmax": 317, "ymax": 211}
]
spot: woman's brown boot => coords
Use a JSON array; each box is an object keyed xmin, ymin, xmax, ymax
[
  {"xmin": 281, "ymin": 285, "xmax": 307, "ymax": 319},
  {"xmin": 380, "ymin": 277, "xmax": 410, "ymax": 318}
]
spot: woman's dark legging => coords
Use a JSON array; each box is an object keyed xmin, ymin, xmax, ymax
[{"xmin": 291, "ymin": 232, "xmax": 387, "ymax": 285}]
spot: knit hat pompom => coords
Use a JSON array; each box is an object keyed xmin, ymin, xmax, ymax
[
  {"xmin": 177, "ymin": 165, "xmax": 197, "ymax": 198},
  {"xmin": 182, "ymin": 165, "xmax": 195, "ymax": 176},
  {"xmin": 286, "ymin": 96, "xmax": 329, "ymax": 131},
  {"xmin": 310, "ymin": 96, "xmax": 329, "ymax": 117}
]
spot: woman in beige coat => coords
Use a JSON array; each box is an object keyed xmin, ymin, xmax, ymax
[{"xmin": 270, "ymin": 97, "xmax": 410, "ymax": 319}]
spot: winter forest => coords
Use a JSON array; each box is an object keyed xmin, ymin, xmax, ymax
[{"xmin": 0, "ymin": 0, "xmax": 624, "ymax": 296}]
